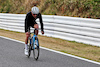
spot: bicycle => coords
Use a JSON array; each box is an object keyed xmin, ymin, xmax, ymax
[{"xmin": 27, "ymin": 28, "xmax": 39, "ymax": 60}]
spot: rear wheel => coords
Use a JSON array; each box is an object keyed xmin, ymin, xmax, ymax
[
  {"xmin": 27, "ymin": 39, "xmax": 32, "ymax": 58},
  {"xmin": 27, "ymin": 44, "xmax": 32, "ymax": 58}
]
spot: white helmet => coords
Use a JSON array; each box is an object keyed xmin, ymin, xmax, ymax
[{"xmin": 31, "ymin": 6, "xmax": 39, "ymax": 14}]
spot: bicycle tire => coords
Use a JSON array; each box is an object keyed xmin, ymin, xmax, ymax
[
  {"xmin": 27, "ymin": 44, "xmax": 32, "ymax": 58},
  {"xmin": 27, "ymin": 39, "xmax": 32, "ymax": 58},
  {"xmin": 33, "ymin": 37, "xmax": 39, "ymax": 60}
]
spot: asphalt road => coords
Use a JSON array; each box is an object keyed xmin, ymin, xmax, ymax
[{"xmin": 0, "ymin": 37, "xmax": 100, "ymax": 67}]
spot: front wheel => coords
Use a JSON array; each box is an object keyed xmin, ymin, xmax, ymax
[{"xmin": 33, "ymin": 37, "xmax": 39, "ymax": 60}]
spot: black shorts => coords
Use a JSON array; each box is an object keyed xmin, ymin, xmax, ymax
[
  {"xmin": 30, "ymin": 22, "xmax": 37, "ymax": 28},
  {"xmin": 25, "ymin": 22, "xmax": 37, "ymax": 33}
]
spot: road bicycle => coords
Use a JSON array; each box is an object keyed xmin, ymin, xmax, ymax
[{"xmin": 27, "ymin": 28, "xmax": 39, "ymax": 60}]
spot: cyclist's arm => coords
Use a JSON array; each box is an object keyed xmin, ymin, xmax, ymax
[
  {"xmin": 25, "ymin": 14, "xmax": 30, "ymax": 33},
  {"xmin": 39, "ymin": 13, "xmax": 44, "ymax": 32}
]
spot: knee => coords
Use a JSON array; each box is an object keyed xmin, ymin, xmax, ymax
[
  {"xmin": 34, "ymin": 24, "xmax": 39, "ymax": 29},
  {"xmin": 26, "ymin": 32, "xmax": 30, "ymax": 38}
]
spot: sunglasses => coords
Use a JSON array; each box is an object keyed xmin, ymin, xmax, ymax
[{"xmin": 33, "ymin": 14, "xmax": 38, "ymax": 15}]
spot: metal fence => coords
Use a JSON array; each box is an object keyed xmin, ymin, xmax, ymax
[{"xmin": 0, "ymin": 13, "xmax": 100, "ymax": 46}]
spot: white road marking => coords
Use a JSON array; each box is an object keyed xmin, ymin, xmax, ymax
[{"xmin": 0, "ymin": 36, "xmax": 100, "ymax": 65}]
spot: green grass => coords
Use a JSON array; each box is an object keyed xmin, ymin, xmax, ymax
[{"xmin": 0, "ymin": 0, "xmax": 100, "ymax": 18}]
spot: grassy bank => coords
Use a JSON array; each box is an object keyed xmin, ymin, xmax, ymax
[
  {"xmin": 0, "ymin": 0, "xmax": 100, "ymax": 18},
  {"xmin": 0, "ymin": 29, "xmax": 100, "ymax": 62}
]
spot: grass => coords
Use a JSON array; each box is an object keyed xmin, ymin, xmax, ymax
[
  {"xmin": 0, "ymin": 0, "xmax": 100, "ymax": 18},
  {"xmin": 0, "ymin": 29, "xmax": 100, "ymax": 62}
]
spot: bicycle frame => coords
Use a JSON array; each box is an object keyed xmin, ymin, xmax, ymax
[
  {"xmin": 27, "ymin": 28, "xmax": 40, "ymax": 60},
  {"xmin": 33, "ymin": 34, "xmax": 39, "ymax": 49},
  {"xmin": 29, "ymin": 33, "xmax": 39, "ymax": 49}
]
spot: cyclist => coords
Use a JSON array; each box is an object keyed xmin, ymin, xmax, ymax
[{"xmin": 24, "ymin": 6, "xmax": 44, "ymax": 55}]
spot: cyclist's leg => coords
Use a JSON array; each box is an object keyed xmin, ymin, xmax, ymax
[
  {"xmin": 25, "ymin": 32, "xmax": 30, "ymax": 44},
  {"xmin": 25, "ymin": 28, "xmax": 30, "ymax": 55},
  {"xmin": 34, "ymin": 24, "xmax": 39, "ymax": 35},
  {"xmin": 25, "ymin": 32, "xmax": 30, "ymax": 55}
]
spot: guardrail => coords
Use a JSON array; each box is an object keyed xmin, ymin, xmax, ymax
[{"xmin": 0, "ymin": 13, "xmax": 100, "ymax": 47}]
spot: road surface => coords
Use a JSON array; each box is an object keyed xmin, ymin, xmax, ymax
[{"xmin": 0, "ymin": 36, "xmax": 100, "ymax": 67}]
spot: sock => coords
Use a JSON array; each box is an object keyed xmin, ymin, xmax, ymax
[{"xmin": 25, "ymin": 44, "xmax": 28, "ymax": 50}]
